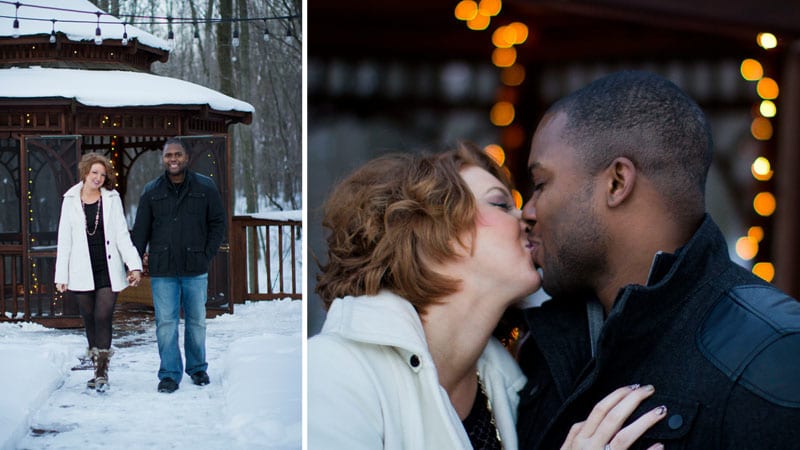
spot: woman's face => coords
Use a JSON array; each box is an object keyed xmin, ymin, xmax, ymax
[
  {"xmin": 83, "ymin": 162, "xmax": 107, "ymax": 191},
  {"xmin": 456, "ymin": 165, "xmax": 542, "ymax": 302}
]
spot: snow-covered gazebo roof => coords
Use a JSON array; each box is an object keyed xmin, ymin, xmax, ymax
[
  {"xmin": 0, "ymin": 67, "xmax": 254, "ymax": 114},
  {"xmin": 0, "ymin": 0, "xmax": 253, "ymax": 122}
]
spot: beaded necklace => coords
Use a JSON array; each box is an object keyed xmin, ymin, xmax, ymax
[{"xmin": 81, "ymin": 194, "xmax": 102, "ymax": 236}]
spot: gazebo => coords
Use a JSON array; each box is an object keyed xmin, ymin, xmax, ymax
[{"xmin": 0, "ymin": 0, "xmax": 254, "ymax": 327}]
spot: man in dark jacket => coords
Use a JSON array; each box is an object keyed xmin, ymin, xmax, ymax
[
  {"xmin": 518, "ymin": 71, "xmax": 800, "ymax": 449},
  {"xmin": 132, "ymin": 138, "xmax": 226, "ymax": 393}
]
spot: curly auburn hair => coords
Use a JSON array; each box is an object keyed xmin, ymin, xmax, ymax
[
  {"xmin": 315, "ymin": 142, "xmax": 513, "ymax": 310},
  {"xmin": 78, "ymin": 152, "xmax": 116, "ymax": 190}
]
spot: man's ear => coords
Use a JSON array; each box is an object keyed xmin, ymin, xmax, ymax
[{"xmin": 604, "ymin": 157, "xmax": 636, "ymax": 208}]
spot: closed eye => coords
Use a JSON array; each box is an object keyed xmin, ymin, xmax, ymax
[{"xmin": 489, "ymin": 201, "xmax": 513, "ymax": 211}]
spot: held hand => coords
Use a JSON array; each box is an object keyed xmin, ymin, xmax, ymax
[
  {"xmin": 127, "ymin": 270, "xmax": 142, "ymax": 287},
  {"xmin": 560, "ymin": 385, "xmax": 667, "ymax": 450},
  {"xmin": 56, "ymin": 283, "xmax": 67, "ymax": 293}
]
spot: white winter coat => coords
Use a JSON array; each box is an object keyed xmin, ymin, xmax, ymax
[
  {"xmin": 308, "ymin": 290, "xmax": 527, "ymax": 450},
  {"xmin": 54, "ymin": 183, "xmax": 142, "ymax": 292}
]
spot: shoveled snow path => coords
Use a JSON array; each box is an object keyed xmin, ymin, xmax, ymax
[{"xmin": 12, "ymin": 300, "xmax": 301, "ymax": 450}]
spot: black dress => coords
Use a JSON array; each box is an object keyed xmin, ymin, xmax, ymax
[
  {"xmin": 462, "ymin": 376, "xmax": 503, "ymax": 450},
  {"xmin": 83, "ymin": 200, "xmax": 111, "ymax": 290}
]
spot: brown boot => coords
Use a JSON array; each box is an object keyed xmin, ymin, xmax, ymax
[
  {"xmin": 94, "ymin": 348, "xmax": 114, "ymax": 392},
  {"xmin": 86, "ymin": 348, "xmax": 98, "ymax": 389}
]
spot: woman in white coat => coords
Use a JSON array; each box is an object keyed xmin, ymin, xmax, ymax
[
  {"xmin": 55, "ymin": 152, "xmax": 142, "ymax": 392},
  {"xmin": 309, "ymin": 143, "xmax": 667, "ymax": 450}
]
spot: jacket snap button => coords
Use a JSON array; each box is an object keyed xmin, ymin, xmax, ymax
[
  {"xmin": 667, "ymin": 414, "xmax": 683, "ymax": 430},
  {"xmin": 409, "ymin": 355, "xmax": 420, "ymax": 368}
]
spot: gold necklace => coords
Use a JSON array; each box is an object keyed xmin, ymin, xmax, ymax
[{"xmin": 476, "ymin": 371, "xmax": 503, "ymax": 449}]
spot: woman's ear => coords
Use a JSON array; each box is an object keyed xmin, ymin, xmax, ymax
[{"xmin": 605, "ymin": 157, "xmax": 636, "ymax": 208}]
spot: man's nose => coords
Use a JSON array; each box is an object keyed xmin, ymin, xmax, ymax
[{"xmin": 522, "ymin": 198, "xmax": 536, "ymax": 223}]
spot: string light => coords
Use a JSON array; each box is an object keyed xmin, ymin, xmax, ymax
[
  {"xmin": 232, "ymin": 25, "xmax": 240, "ymax": 47},
  {"xmin": 94, "ymin": 11, "xmax": 102, "ymax": 45},
  {"xmin": 193, "ymin": 19, "xmax": 200, "ymax": 40},
  {"xmin": 262, "ymin": 19, "xmax": 270, "ymax": 41},
  {"xmin": 49, "ymin": 18, "xmax": 56, "ymax": 44},
  {"xmin": 167, "ymin": 15, "xmax": 174, "ymax": 45},
  {"xmin": 0, "ymin": 0, "xmax": 299, "ymax": 47},
  {"xmin": 121, "ymin": 21, "xmax": 128, "ymax": 46},
  {"xmin": 12, "ymin": 1, "xmax": 20, "ymax": 38}
]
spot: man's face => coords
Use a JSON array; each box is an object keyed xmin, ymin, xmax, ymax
[
  {"xmin": 163, "ymin": 143, "xmax": 189, "ymax": 176},
  {"xmin": 522, "ymin": 112, "xmax": 608, "ymax": 299}
]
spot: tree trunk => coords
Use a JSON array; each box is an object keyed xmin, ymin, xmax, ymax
[{"xmin": 217, "ymin": 0, "xmax": 234, "ymax": 98}]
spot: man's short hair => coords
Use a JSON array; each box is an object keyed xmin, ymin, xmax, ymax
[{"xmin": 549, "ymin": 70, "xmax": 713, "ymax": 221}]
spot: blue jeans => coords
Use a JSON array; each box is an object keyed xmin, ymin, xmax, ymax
[{"xmin": 151, "ymin": 274, "xmax": 208, "ymax": 383}]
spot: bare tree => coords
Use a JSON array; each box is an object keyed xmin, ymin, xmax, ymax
[{"xmin": 85, "ymin": 0, "xmax": 302, "ymax": 212}]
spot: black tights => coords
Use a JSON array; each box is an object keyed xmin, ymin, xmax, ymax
[{"xmin": 75, "ymin": 287, "xmax": 118, "ymax": 350}]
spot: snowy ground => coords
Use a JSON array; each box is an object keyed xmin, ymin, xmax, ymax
[{"xmin": 0, "ymin": 299, "xmax": 301, "ymax": 450}]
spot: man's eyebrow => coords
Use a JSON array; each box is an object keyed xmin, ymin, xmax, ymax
[{"xmin": 527, "ymin": 161, "xmax": 541, "ymax": 173}]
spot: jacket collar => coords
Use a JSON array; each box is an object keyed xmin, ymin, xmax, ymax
[
  {"xmin": 321, "ymin": 290, "xmax": 430, "ymax": 358},
  {"xmin": 603, "ymin": 214, "xmax": 730, "ymax": 342},
  {"xmin": 63, "ymin": 182, "xmax": 117, "ymax": 199},
  {"xmin": 524, "ymin": 214, "xmax": 731, "ymax": 399}
]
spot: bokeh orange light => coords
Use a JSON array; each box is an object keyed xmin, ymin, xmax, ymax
[
  {"xmin": 501, "ymin": 64, "xmax": 526, "ymax": 86},
  {"xmin": 752, "ymin": 262, "xmax": 775, "ymax": 282},
  {"xmin": 753, "ymin": 192, "xmax": 776, "ymax": 217},
  {"xmin": 490, "ymin": 101, "xmax": 515, "ymax": 126},
  {"xmin": 757, "ymin": 77, "xmax": 779, "ymax": 99},
  {"xmin": 750, "ymin": 117, "xmax": 773, "ymax": 141},
  {"xmin": 484, "ymin": 144, "xmax": 506, "ymax": 166},
  {"xmin": 478, "ymin": 0, "xmax": 502, "ymax": 17},
  {"xmin": 512, "ymin": 189, "xmax": 523, "ymax": 210},
  {"xmin": 467, "ymin": 13, "xmax": 491, "ymax": 30},
  {"xmin": 454, "ymin": 0, "xmax": 478, "ymax": 21},
  {"xmin": 492, "ymin": 47, "xmax": 517, "ymax": 67},
  {"xmin": 735, "ymin": 236, "xmax": 759, "ymax": 260},
  {"xmin": 740, "ymin": 59, "xmax": 763, "ymax": 81},
  {"xmin": 748, "ymin": 226, "xmax": 764, "ymax": 243}
]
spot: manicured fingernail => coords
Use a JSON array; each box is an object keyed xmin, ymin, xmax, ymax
[
  {"xmin": 656, "ymin": 405, "xmax": 667, "ymax": 416},
  {"xmin": 652, "ymin": 444, "xmax": 664, "ymax": 450},
  {"xmin": 642, "ymin": 384, "xmax": 655, "ymax": 391},
  {"xmin": 628, "ymin": 384, "xmax": 641, "ymax": 390}
]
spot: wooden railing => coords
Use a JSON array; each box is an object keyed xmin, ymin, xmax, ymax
[
  {"xmin": 0, "ymin": 216, "xmax": 301, "ymax": 326},
  {"xmin": 230, "ymin": 215, "xmax": 302, "ymax": 302},
  {"xmin": 0, "ymin": 244, "xmax": 24, "ymax": 320}
]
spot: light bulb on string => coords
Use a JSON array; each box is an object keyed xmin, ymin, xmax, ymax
[
  {"xmin": 262, "ymin": 19, "xmax": 270, "ymax": 41},
  {"xmin": 11, "ymin": 1, "xmax": 20, "ymax": 38},
  {"xmin": 167, "ymin": 16, "xmax": 175, "ymax": 48},
  {"xmin": 285, "ymin": 23, "xmax": 294, "ymax": 41},
  {"xmin": 49, "ymin": 19, "xmax": 56, "ymax": 44},
  {"xmin": 193, "ymin": 20, "xmax": 200, "ymax": 41},
  {"xmin": 94, "ymin": 12, "xmax": 102, "ymax": 45},
  {"xmin": 232, "ymin": 25, "xmax": 240, "ymax": 47},
  {"xmin": 122, "ymin": 22, "xmax": 128, "ymax": 46}
]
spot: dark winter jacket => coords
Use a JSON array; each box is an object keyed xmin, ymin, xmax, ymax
[
  {"xmin": 131, "ymin": 170, "xmax": 226, "ymax": 277},
  {"xmin": 517, "ymin": 215, "xmax": 800, "ymax": 449}
]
